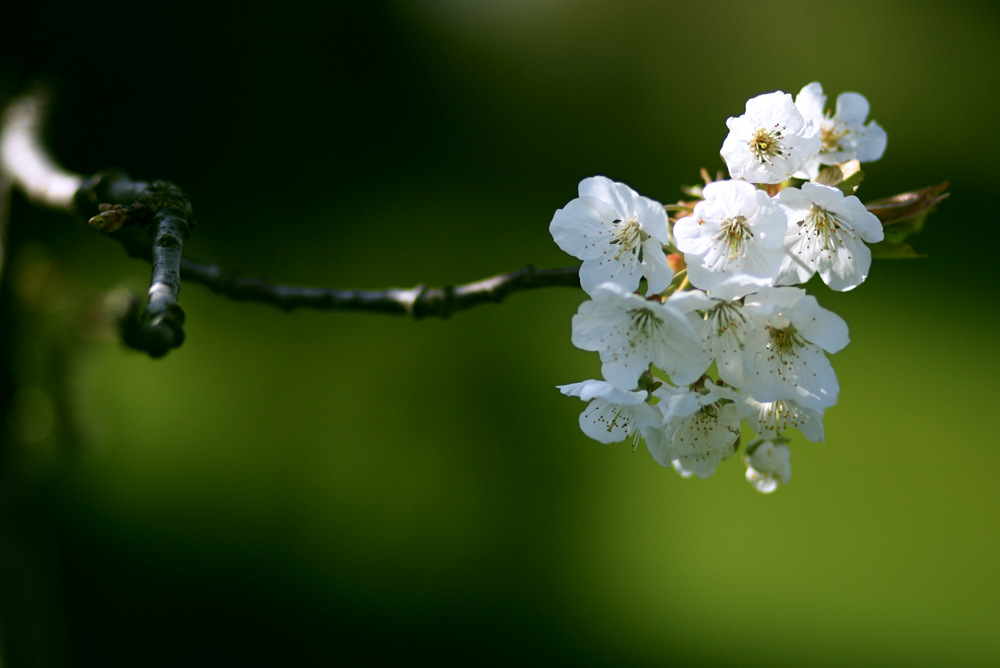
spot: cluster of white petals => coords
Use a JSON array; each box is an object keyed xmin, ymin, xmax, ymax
[{"xmin": 549, "ymin": 81, "xmax": 896, "ymax": 492}]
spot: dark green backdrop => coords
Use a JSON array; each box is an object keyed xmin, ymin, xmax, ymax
[{"xmin": 1, "ymin": 1, "xmax": 997, "ymax": 665}]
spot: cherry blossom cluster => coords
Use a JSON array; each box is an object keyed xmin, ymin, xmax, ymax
[{"xmin": 551, "ymin": 82, "xmax": 890, "ymax": 493}]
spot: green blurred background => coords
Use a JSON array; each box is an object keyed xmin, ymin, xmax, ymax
[{"xmin": 1, "ymin": 1, "xmax": 998, "ymax": 665}]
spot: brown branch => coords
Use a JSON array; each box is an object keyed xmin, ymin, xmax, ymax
[
  {"xmin": 0, "ymin": 89, "xmax": 582, "ymax": 355},
  {"xmin": 179, "ymin": 260, "xmax": 581, "ymax": 319},
  {"xmin": 865, "ymin": 181, "xmax": 950, "ymax": 226}
]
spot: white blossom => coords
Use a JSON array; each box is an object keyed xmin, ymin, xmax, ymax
[
  {"xmin": 744, "ymin": 395, "xmax": 825, "ymax": 443},
  {"xmin": 666, "ymin": 276, "xmax": 771, "ymax": 388},
  {"xmin": 745, "ymin": 440, "xmax": 791, "ymax": 493},
  {"xmin": 557, "ymin": 379, "xmax": 661, "ymax": 446},
  {"xmin": 571, "ymin": 282, "xmax": 708, "ymax": 390},
  {"xmin": 673, "ymin": 180, "xmax": 788, "ymax": 290},
  {"xmin": 721, "ymin": 91, "xmax": 821, "ymax": 184},
  {"xmin": 550, "ymin": 176, "xmax": 673, "ymax": 297},
  {"xmin": 794, "ymin": 82, "xmax": 887, "ymax": 180},
  {"xmin": 645, "ymin": 381, "xmax": 745, "ymax": 479},
  {"xmin": 741, "ymin": 287, "xmax": 849, "ymax": 411},
  {"xmin": 775, "ymin": 182, "xmax": 884, "ymax": 291},
  {"xmin": 547, "ymin": 81, "xmax": 909, "ymax": 490}
]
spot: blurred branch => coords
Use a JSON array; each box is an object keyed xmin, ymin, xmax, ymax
[
  {"xmin": 1, "ymin": 91, "xmax": 194, "ymax": 357},
  {"xmin": 0, "ymin": 92, "xmax": 84, "ymax": 211},
  {"xmin": 179, "ymin": 261, "xmax": 581, "ymax": 319},
  {"xmin": 0, "ymin": 89, "xmax": 583, "ymax": 354}
]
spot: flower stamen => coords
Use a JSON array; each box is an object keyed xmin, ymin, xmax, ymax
[
  {"xmin": 820, "ymin": 120, "xmax": 849, "ymax": 152},
  {"xmin": 707, "ymin": 302, "xmax": 748, "ymax": 348},
  {"xmin": 609, "ymin": 217, "xmax": 645, "ymax": 261},
  {"xmin": 801, "ymin": 204, "xmax": 857, "ymax": 253},
  {"xmin": 766, "ymin": 325, "xmax": 806, "ymax": 361},
  {"xmin": 713, "ymin": 214, "xmax": 754, "ymax": 261},
  {"xmin": 626, "ymin": 307, "xmax": 664, "ymax": 342},
  {"xmin": 748, "ymin": 126, "xmax": 785, "ymax": 165}
]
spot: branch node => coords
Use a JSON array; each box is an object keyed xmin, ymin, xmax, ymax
[{"xmin": 403, "ymin": 284, "xmax": 426, "ymax": 318}]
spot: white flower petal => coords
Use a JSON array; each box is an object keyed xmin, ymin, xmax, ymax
[
  {"xmin": 664, "ymin": 290, "xmax": 715, "ymax": 314},
  {"xmin": 578, "ymin": 176, "xmax": 634, "ymax": 219},
  {"xmin": 794, "ymin": 82, "xmax": 826, "ymax": 122},
  {"xmin": 815, "ymin": 236, "xmax": 872, "ymax": 291},
  {"xmin": 640, "ymin": 236, "xmax": 673, "ymax": 295},
  {"xmin": 550, "ymin": 196, "xmax": 619, "ymax": 260},
  {"xmin": 852, "ymin": 122, "xmax": 887, "ymax": 163},
  {"xmin": 834, "ymin": 92, "xmax": 870, "ymax": 127},
  {"xmin": 673, "ymin": 214, "xmax": 715, "ymax": 255},
  {"xmin": 747, "ymin": 467, "xmax": 779, "ymax": 493},
  {"xmin": 643, "ymin": 424, "xmax": 672, "ymax": 467},
  {"xmin": 786, "ymin": 294, "xmax": 850, "ymax": 354},
  {"xmin": 792, "ymin": 84, "xmax": 887, "ymax": 169},
  {"xmin": 558, "ymin": 379, "xmax": 647, "ymax": 405},
  {"xmin": 707, "ymin": 274, "xmax": 772, "ymax": 302},
  {"xmin": 777, "ymin": 245, "xmax": 817, "ymax": 287},
  {"xmin": 841, "ymin": 195, "xmax": 885, "ymax": 243},
  {"xmin": 632, "ymin": 194, "xmax": 671, "ymax": 245},
  {"xmin": 578, "ymin": 247, "xmax": 642, "ymax": 297}
]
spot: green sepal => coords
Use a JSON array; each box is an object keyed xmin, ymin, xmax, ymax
[{"xmin": 637, "ymin": 368, "xmax": 662, "ymax": 395}]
